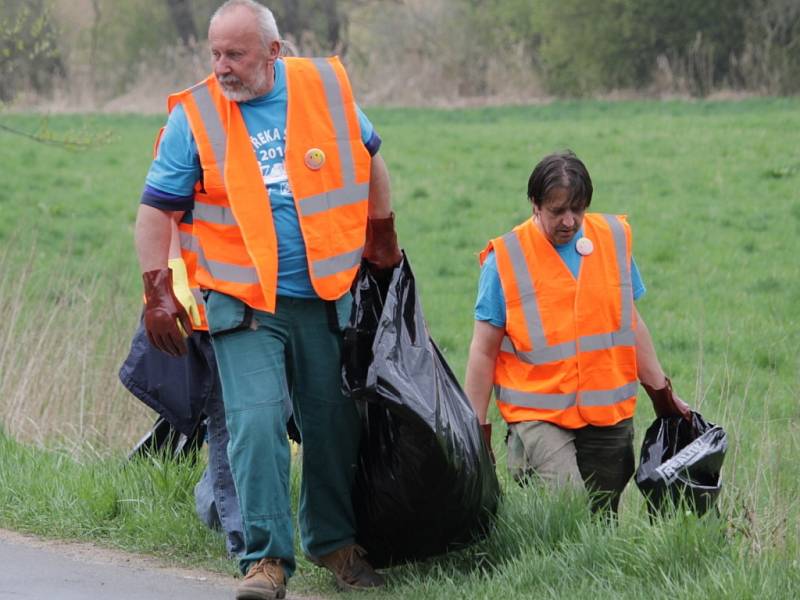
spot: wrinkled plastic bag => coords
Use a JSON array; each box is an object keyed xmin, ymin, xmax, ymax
[
  {"xmin": 343, "ymin": 255, "xmax": 500, "ymax": 567},
  {"xmin": 119, "ymin": 322, "xmax": 214, "ymax": 436},
  {"xmin": 635, "ymin": 411, "xmax": 727, "ymax": 516},
  {"xmin": 128, "ymin": 416, "xmax": 206, "ymax": 461}
]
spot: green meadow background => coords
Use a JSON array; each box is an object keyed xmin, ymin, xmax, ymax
[{"xmin": 1, "ymin": 99, "xmax": 799, "ymax": 597}]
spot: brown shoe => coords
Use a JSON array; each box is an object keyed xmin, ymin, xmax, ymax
[
  {"xmin": 236, "ymin": 558, "xmax": 286, "ymax": 600},
  {"xmin": 309, "ymin": 544, "xmax": 385, "ymax": 591}
]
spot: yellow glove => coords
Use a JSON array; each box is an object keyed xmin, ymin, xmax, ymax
[{"xmin": 168, "ymin": 257, "xmax": 202, "ymax": 334}]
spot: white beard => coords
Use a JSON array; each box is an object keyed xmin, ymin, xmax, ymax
[{"xmin": 217, "ymin": 67, "xmax": 269, "ymax": 102}]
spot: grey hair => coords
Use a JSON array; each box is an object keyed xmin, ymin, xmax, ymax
[{"xmin": 210, "ymin": 0, "xmax": 280, "ymax": 48}]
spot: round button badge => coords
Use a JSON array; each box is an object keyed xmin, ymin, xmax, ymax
[
  {"xmin": 576, "ymin": 237, "xmax": 594, "ymax": 256},
  {"xmin": 304, "ymin": 148, "xmax": 326, "ymax": 170}
]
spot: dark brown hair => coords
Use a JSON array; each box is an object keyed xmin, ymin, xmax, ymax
[{"xmin": 527, "ymin": 150, "xmax": 593, "ymax": 209}]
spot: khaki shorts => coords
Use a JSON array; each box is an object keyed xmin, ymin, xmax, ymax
[{"xmin": 507, "ymin": 418, "xmax": 635, "ymax": 513}]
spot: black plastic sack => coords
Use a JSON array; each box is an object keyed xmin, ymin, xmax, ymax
[
  {"xmin": 128, "ymin": 416, "xmax": 206, "ymax": 461},
  {"xmin": 119, "ymin": 322, "xmax": 215, "ymax": 436},
  {"xmin": 635, "ymin": 411, "xmax": 727, "ymax": 516},
  {"xmin": 343, "ymin": 255, "xmax": 500, "ymax": 567}
]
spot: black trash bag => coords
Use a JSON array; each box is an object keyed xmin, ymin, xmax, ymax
[
  {"xmin": 122, "ymin": 321, "xmax": 303, "ymax": 462},
  {"xmin": 119, "ymin": 322, "xmax": 214, "ymax": 436},
  {"xmin": 343, "ymin": 254, "xmax": 500, "ymax": 567},
  {"xmin": 128, "ymin": 413, "xmax": 300, "ymax": 465},
  {"xmin": 635, "ymin": 411, "xmax": 727, "ymax": 516},
  {"xmin": 128, "ymin": 416, "xmax": 206, "ymax": 461}
]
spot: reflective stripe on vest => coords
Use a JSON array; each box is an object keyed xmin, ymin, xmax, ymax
[
  {"xmin": 313, "ymin": 246, "xmax": 364, "ymax": 278},
  {"xmin": 193, "ymin": 200, "xmax": 238, "ymax": 226},
  {"xmin": 495, "ymin": 381, "xmax": 639, "ymax": 410},
  {"xmin": 190, "ymin": 83, "xmax": 227, "ymax": 174},
  {"xmin": 176, "ymin": 214, "xmax": 209, "ymax": 331},
  {"xmin": 179, "ymin": 231, "xmax": 258, "ymax": 285},
  {"xmin": 500, "ymin": 214, "xmax": 634, "ymax": 365}
]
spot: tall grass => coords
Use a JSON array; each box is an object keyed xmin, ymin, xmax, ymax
[
  {"xmin": 0, "ymin": 112, "xmax": 160, "ymax": 451},
  {"xmin": 0, "ymin": 241, "xmax": 150, "ymax": 453}
]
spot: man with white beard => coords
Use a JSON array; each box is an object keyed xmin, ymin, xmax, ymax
[{"xmin": 134, "ymin": 1, "xmax": 399, "ymax": 598}]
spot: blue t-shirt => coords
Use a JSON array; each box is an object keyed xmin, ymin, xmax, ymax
[
  {"xmin": 142, "ymin": 59, "xmax": 381, "ymax": 298},
  {"xmin": 475, "ymin": 225, "xmax": 646, "ymax": 328}
]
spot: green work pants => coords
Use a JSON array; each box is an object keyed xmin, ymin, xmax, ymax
[
  {"xmin": 507, "ymin": 418, "xmax": 635, "ymax": 514},
  {"xmin": 206, "ymin": 291, "xmax": 360, "ymax": 577}
]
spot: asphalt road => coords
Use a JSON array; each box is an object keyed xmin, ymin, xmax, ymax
[{"xmin": 0, "ymin": 530, "xmax": 233, "ymax": 600}]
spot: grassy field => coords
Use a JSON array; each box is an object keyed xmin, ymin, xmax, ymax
[{"xmin": 1, "ymin": 98, "xmax": 799, "ymax": 597}]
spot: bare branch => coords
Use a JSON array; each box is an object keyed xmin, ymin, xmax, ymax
[{"xmin": 0, "ymin": 121, "xmax": 113, "ymax": 151}]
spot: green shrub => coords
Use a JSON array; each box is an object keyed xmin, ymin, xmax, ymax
[
  {"xmin": 0, "ymin": 0, "xmax": 65, "ymax": 102},
  {"xmin": 533, "ymin": 0, "xmax": 750, "ymax": 96}
]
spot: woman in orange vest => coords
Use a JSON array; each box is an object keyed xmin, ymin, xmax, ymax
[{"xmin": 465, "ymin": 150, "xmax": 691, "ymax": 514}]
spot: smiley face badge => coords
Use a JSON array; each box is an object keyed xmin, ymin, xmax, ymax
[{"xmin": 304, "ymin": 148, "xmax": 326, "ymax": 171}]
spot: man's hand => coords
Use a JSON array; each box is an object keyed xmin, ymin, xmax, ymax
[
  {"xmin": 363, "ymin": 213, "xmax": 402, "ymax": 271},
  {"xmin": 142, "ymin": 268, "xmax": 192, "ymax": 357},
  {"xmin": 642, "ymin": 376, "xmax": 692, "ymax": 422},
  {"xmin": 168, "ymin": 257, "xmax": 202, "ymax": 328}
]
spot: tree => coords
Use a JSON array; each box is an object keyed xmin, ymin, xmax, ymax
[
  {"xmin": 738, "ymin": 0, "xmax": 800, "ymax": 94},
  {"xmin": 533, "ymin": 0, "xmax": 751, "ymax": 96},
  {"xmin": 165, "ymin": 0, "xmax": 197, "ymax": 45},
  {"xmin": 272, "ymin": 0, "xmax": 348, "ymax": 54},
  {"xmin": 0, "ymin": 0, "xmax": 65, "ymax": 102}
]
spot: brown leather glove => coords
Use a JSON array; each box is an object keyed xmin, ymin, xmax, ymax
[
  {"xmin": 480, "ymin": 423, "xmax": 496, "ymax": 466},
  {"xmin": 363, "ymin": 213, "xmax": 402, "ymax": 271},
  {"xmin": 142, "ymin": 268, "xmax": 192, "ymax": 357},
  {"xmin": 642, "ymin": 376, "xmax": 692, "ymax": 422}
]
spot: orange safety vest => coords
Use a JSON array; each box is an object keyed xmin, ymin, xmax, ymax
[
  {"xmin": 481, "ymin": 213, "xmax": 638, "ymax": 429},
  {"xmin": 166, "ymin": 57, "xmax": 371, "ymax": 313}
]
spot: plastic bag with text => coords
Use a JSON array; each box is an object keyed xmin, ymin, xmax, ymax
[{"xmin": 635, "ymin": 411, "xmax": 727, "ymax": 516}]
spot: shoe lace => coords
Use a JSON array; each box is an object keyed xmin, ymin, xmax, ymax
[{"xmin": 247, "ymin": 558, "xmax": 284, "ymax": 584}]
